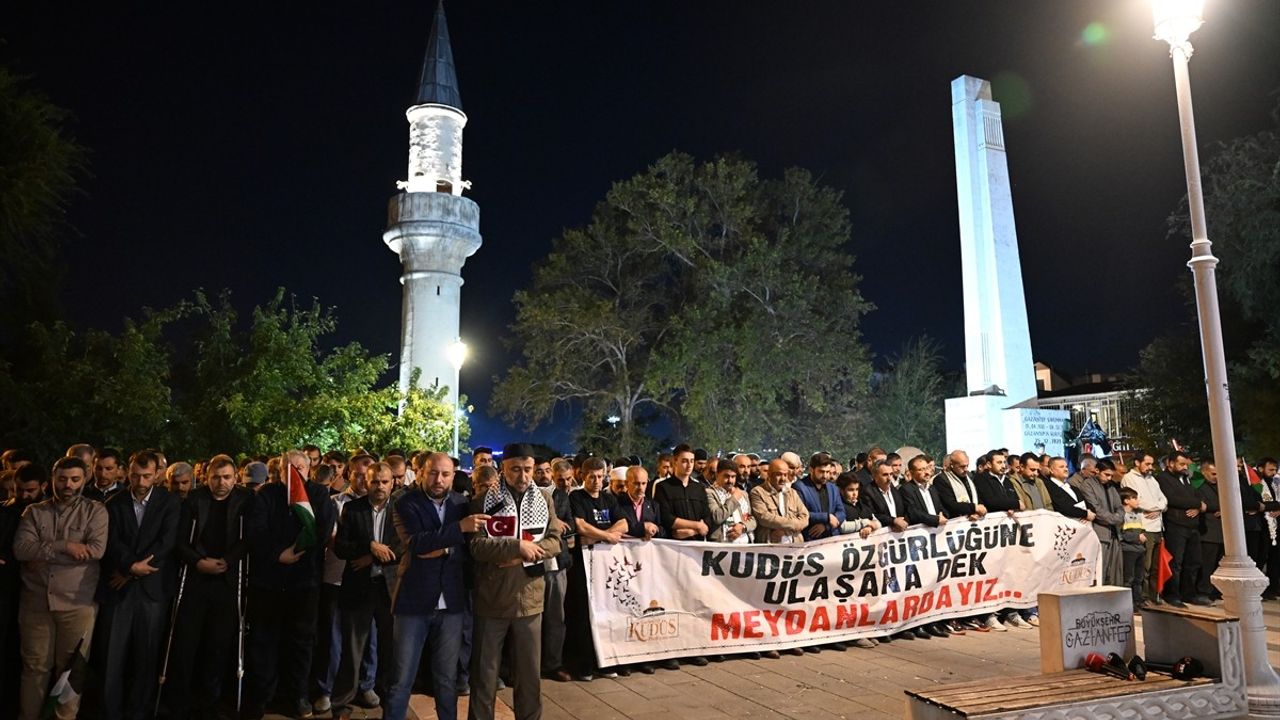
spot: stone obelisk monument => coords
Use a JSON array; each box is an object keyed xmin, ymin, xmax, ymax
[
  {"xmin": 385, "ymin": 2, "xmax": 482, "ymax": 404},
  {"xmin": 944, "ymin": 75, "xmax": 1067, "ymax": 455}
]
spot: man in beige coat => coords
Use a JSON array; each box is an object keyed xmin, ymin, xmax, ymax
[
  {"xmin": 13, "ymin": 456, "xmax": 107, "ymax": 720},
  {"xmin": 749, "ymin": 459, "xmax": 808, "ymax": 544},
  {"xmin": 469, "ymin": 443, "xmax": 563, "ymax": 720}
]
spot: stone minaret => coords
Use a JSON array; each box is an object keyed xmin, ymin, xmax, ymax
[{"xmin": 384, "ymin": 1, "xmax": 481, "ymax": 404}]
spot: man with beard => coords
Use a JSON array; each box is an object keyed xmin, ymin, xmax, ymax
[
  {"xmin": 14, "ymin": 457, "xmax": 108, "ymax": 720},
  {"xmin": 0, "ymin": 465, "xmax": 46, "ymax": 718},
  {"xmin": 1121, "ymin": 452, "xmax": 1167, "ymax": 604},
  {"xmin": 165, "ymin": 454, "xmax": 252, "ymax": 720},
  {"xmin": 731, "ymin": 453, "xmax": 758, "ymax": 494},
  {"xmin": 899, "ymin": 455, "xmax": 954, "ymax": 639},
  {"xmin": 383, "ymin": 453, "xmax": 486, "ymax": 720},
  {"xmin": 243, "ymin": 451, "xmax": 336, "ymax": 720},
  {"xmin": 794, "ymin": 453, "xmax": 844, "ymax": 540},
  {"xmin": 1155, "ymin": 451, "xmax": 1208, "ymax": 607},
  {"xmin": 564, "ymin": 457, "xmax": 627, "ymax": 681},
  {"xmin": 750, "ymin": 459, "xmax": 808, "ymax": 545},
  {"xmin": 85, "ymin": 448, "xmax": 126, "ymax": 503},
  {"xmin": 469, "ymin": 444, "xmax": 563, "ymax": 720},
  {"xmin": 1071, "ymin": 459, "xmax": 1124, "ymax": 587},
  {"xmin": 96, "ymin": 450, "xmax": 182, "ymax": 720},
  {"xmin": 934, "ymin": 451, "xmax": 988, "ymax": 521},
  {"xmin": 331, "ymin": 463, "xmax": 403, "ymax": 719}
]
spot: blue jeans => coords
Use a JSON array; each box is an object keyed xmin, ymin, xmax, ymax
[{"xmin": 385, "ymin": 611, "xmax": 464, "ymax": 720}]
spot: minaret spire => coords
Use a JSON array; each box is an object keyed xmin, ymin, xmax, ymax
[
  {"xmin": 416, "ymin": 2, "xmax": 462, "ymax": 109},
  {"xmin": 385, "ymin": 0, "xmax": 482, "ymax": 404}
]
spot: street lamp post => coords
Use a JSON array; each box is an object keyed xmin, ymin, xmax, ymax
[
  {"xmin": 1152, "ymin": 0, "xmax": 1280, "ymax": 710},
  {"xmin": 446, "ymin": 338, "xmax": 468, "ymax": 458}
]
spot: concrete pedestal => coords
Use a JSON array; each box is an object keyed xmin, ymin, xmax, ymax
[{"xmin": 1038, "ymin": 586, "xmax": 1135, "ymax": 674}]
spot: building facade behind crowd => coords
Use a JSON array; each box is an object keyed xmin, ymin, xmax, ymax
[{"xmin": 0, "ymin": 443, "xmax": 1276, "ymax": 720}]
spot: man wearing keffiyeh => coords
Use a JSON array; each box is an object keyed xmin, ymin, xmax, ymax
[{"xmin": 468, "ymin": 443, "xmax": 563, "ymax": 720}]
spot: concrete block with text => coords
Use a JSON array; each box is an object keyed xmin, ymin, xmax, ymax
[{"xmin": 945, "ymin": 75, "xmax": 1068, "ymax": 456}]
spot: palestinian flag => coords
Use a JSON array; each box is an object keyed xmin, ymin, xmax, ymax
[
  {"xmin": 1245, "ymin": 459, "xmax": 1265, "ymax": 493},
  {"xmin": 42, "ymin": 637, "xmax": 87, "ymax": 718},
  {"xmin": 1189, "ymin": 462, "xmax": 1204, "ymax": 489},
  {"xmin": 287, "ymin": 463, "xmax": 316, "ymax": 551}
]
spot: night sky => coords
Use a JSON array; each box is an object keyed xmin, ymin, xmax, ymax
[{"xmin": 4, "ymin": 2, "xmax": 1279, "ymax": 450}]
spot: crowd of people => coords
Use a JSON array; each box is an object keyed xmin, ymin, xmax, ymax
[{"xmin": 0, "ymin": 440, "xmax": 1276, "ymax": 720}]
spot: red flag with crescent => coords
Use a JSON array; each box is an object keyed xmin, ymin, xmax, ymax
[{"xmin": 486, "ymin": 514, "xmax": 517, "ymax": 538}]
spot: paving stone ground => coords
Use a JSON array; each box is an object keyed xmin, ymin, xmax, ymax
[{"xmin": 269, "ymin": 600, "xmax": 1280, "ymax": 720}]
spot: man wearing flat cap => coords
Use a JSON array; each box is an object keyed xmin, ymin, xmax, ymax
[{"xmin": 469, "ymin": 443, "xmax": 563, "ymax": 720}]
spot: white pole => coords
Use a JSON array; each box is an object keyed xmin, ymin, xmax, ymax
[{"xmin": 1162, "ymin": 28, "xmax": 1280, "ymax": 711}]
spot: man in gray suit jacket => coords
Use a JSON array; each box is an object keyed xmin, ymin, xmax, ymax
[{"xmin": 1070, "ymin": 458, "xmax": 1124, "ymax": 586}]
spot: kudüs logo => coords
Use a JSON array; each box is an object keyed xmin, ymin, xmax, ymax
[
  {"xmin": 1061, "ymin": 551, "xmax": 1095, "ymax": 585},
  {"xmin": 605, "ymin": 556, "xmax": 685, "ymax": 642}
]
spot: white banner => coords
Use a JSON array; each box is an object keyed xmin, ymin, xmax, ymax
[{"xmin": 584, "ymin": 509, "xmax": 1101, "ymax": 665}]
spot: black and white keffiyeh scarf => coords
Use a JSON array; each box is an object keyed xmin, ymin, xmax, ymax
[{"xmin": 483, "ymin": 481, "xmax": 549, "ymax": 542}]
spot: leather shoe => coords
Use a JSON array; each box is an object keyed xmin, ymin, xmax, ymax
[
  {"xmin": 784, "ymin": 647, "xmax": 804, "ymax": 656},
  {"xmin": 548, "ymin": 670, "xmax": 572, "ymax": 682},
  {"xmin": 802, "ymin": 645, "xmax": 820, "ymax": 653},
  {"xmin": 687, "ymin": 656, "xmax": 709, "ymax": 666},
  {"xmin": 1188, "ymin": 595, "xmax": 1213, "ymax": 606},
  {"xmin": 762, "ymin": 650, "xmax": 782, "ymax": 659},
  {"xmin": 926, "ymin": 624, "xmax": 949, "ymax": 638},
  {"xmin": 892, "ymin": 631, "xmax": 915, "ymax": 641},
  {"xmin": 913, "ymin": 627, "xmax": 932, "ymax": 639},
  {"xmin": 637, "ymin": 663, "xmax": 656, "ymax": 674},
  {"xmin": 659, "ymin": 659, "xmax": 680, "ymax": 670}
]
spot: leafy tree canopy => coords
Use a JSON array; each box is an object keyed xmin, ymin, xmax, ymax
[
  {"xmin": 1129, "ymin": 108, "xmax": 1280, "ymax": 456},
  {"xmin": 0, "ymin": 289, "xmax": 468, "ymax": 463},
  {"xmin": 492, "ymin": 152, "xmax": 874, "ymax": 457}
]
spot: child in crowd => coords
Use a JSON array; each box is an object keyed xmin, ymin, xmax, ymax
[{"xmin": 1119, "ymin": 487, "xmax": 1148, "ymax": 608}]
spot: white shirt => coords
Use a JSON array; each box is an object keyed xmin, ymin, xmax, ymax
[
  {"xmin": 918, "ymin": 483, "xmax": 937, "ymax": 515},
  {"xmin": 879, "ymin": 485, "xmax": 897, "ymax": 516},
  {"xmin": 1051, "ymin": 478, "xmax": 1086, "ymax": 510},
  {"xmin": 431, "ymin": 497, "xmax": 448, "ymax": 610},
  {"xmin": 1121, "ymin": 470, "xmax": 1167, "ymax": 532},
  {"xmin": 370, "ymin": 501, "xmax": 387, "ymax": 578},
  {"xmin": 323, "ymin": 493, "xmax": 354, "ymax": 586}
]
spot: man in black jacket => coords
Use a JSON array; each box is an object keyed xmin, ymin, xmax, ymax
[
  {"xmin": 1044, "ymin": 457, "xmax": 1095, "ymax": 522},
  {"xmin": 1156, "ymin": 451, "xmax": 1208, "ymax": 607},
  {"xmin": 859, "ymin": 460, "xmax": 908, "ymax": 531},
  {"xmin": 165, "ymin": 454, "xmax": 252, "ymax": 720},
  {"xmin": 653, "ymin": 444, "xmax": 714, "ymax": 543},
  {"xmin": 0, "ymin": 465, "xmax": 45, "ymax": 719},
  {"xmin": 541, "ymin": 460, "xmax": 575, "ymax": 683},
  {"xmin": 243, "ymin": 450, "xmax": 337, "ymax": 720},
  {"xmin": 95, "ymin": 450, "xmax": 181, "ymax": 720},
  {"xmin": 971, "ymin": 451, "xmax": 1020, "ymax": 516},
  {"xmin": 933, "ymin": 451, "xmax": 988, "ymax": 521},
  {"xmin": 900, "ymin": 456, "xmax": 947, "ymax": 529},
  {"xmin": 330, "ymin": 462, "xmax": 403, "ymax": 719}
]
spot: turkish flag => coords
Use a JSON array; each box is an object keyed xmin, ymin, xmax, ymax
[
  {"xmin": 1156, "ymin": 540, "xmax": 1173, "ymax": 595},
  {"xmin": 486, "ymin": 515, "xmax": 517, "ymax": 538}
]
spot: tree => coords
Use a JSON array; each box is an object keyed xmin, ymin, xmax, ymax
[
  {"xmin": 1130, "ymin": 108, "xmax": 1280, "ymax": 456},
  {"xmin": 863, "ymin": 336, "xmax": 949, "ymax": 457},
  {"xmin": 492, "ymin": 153, "xmax": 873, "ymax": 455},
  {"xmin": 0, "ymin": 289, "xmax": 469, "ymax": 462},
  {"xmin": 1125, "ymin": 330, "xmax": 1216, "ymax": 455},
  {"xmin": 0, "ymin": 68, "xmax": 88, "ymax": 337}
]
